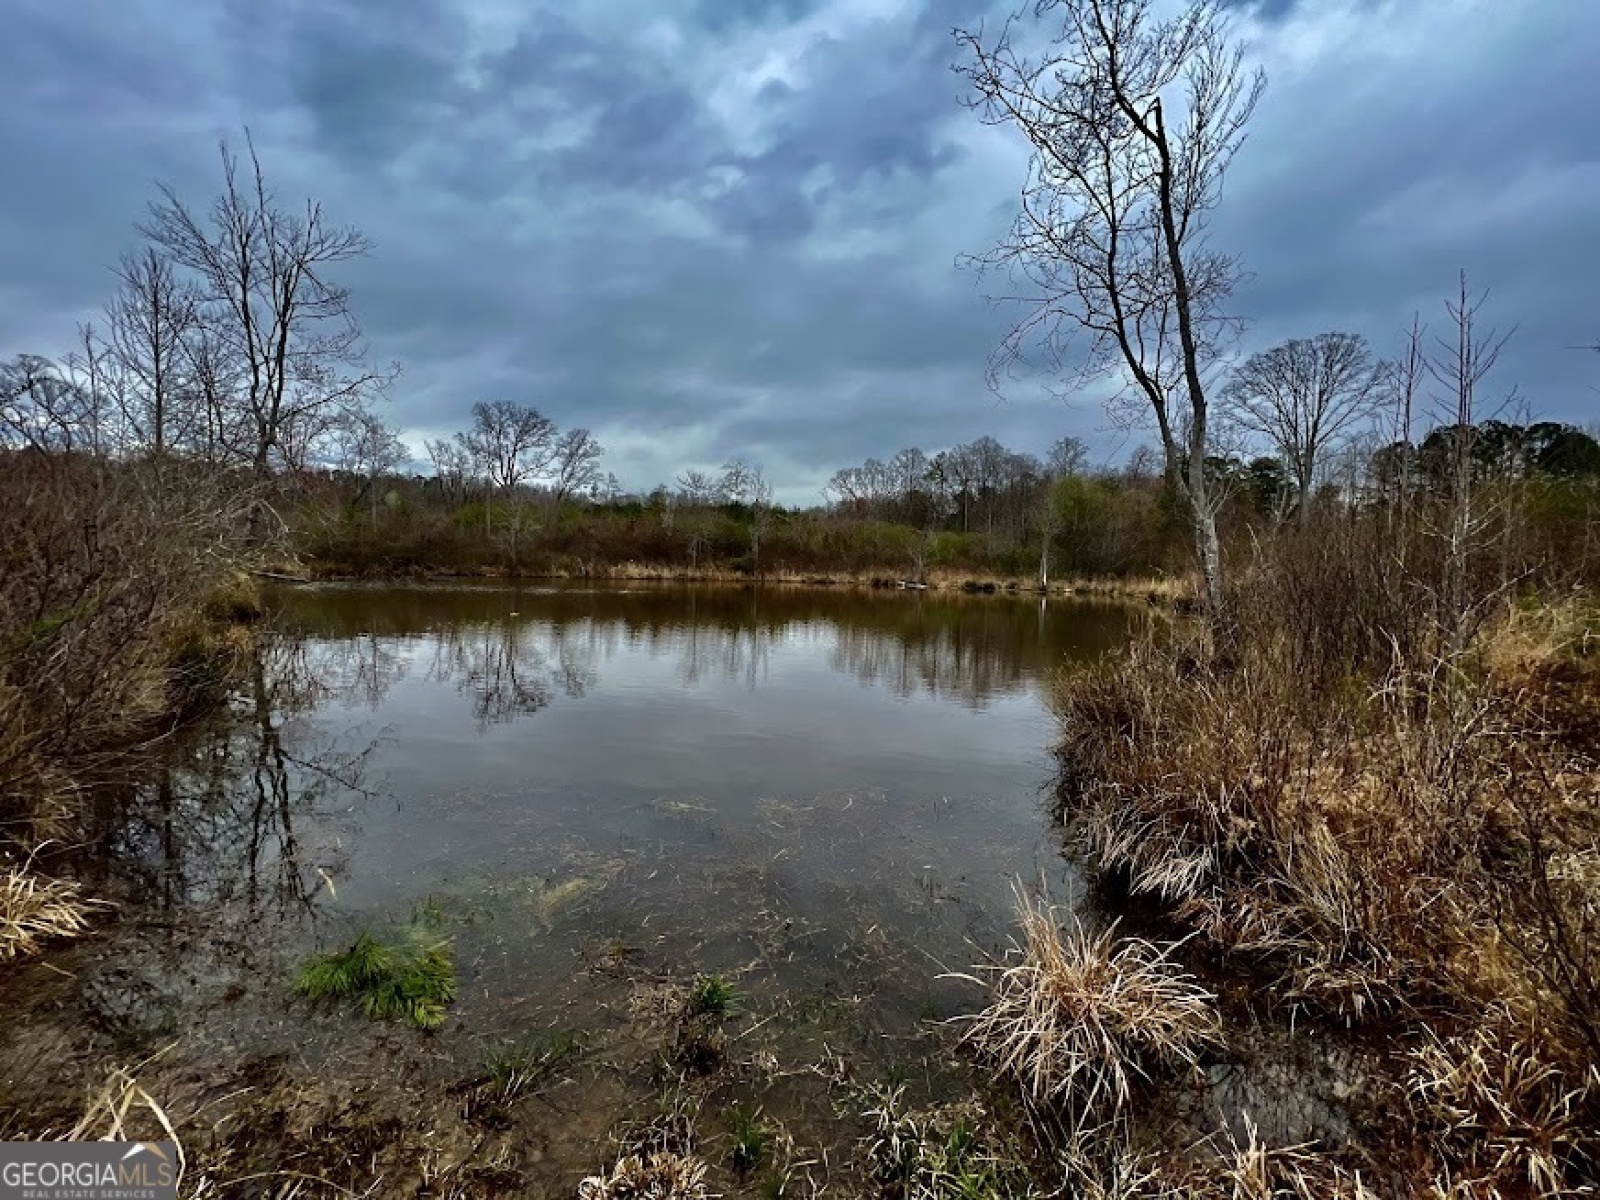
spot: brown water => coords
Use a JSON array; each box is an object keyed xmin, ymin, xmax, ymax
[{"xmin": 1, "ymin": 583, "xmax": 1145, "ymax": 1192}]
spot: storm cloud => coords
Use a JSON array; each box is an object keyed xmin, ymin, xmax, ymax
[{"xmin": 4, "ymin": 0, "xmax": 1596, "ymax": 503}]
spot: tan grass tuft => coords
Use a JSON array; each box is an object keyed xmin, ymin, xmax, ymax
[
  {"xmin": 1406, "ymin": 1015, "xmax": 1598, "ymax": 1198},
  {"xmin": 953, "ymin": 883, "xmax": 1220, "ymax": 1127},
  {"xmin": 576, "ymin": 1150, "xmax": 710, "ymax": 1200},
  {"xmin": 0, "ymin": 861, "xmax": 97, "ymax": 960}
]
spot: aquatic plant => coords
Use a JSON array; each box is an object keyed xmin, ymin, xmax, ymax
[
  {"xmin": 725, "ymin": 1105, "xmax": 770, "ymax": 1173},
  {"xmin": 294, "ymin": 928, "xmax": 456, "ymax": 1030},
  {"xmin": 482, "ymin": 1029, "xmax": 583, "ymax": 1101},
  {"xmin": 686, "ymin": 973, "xmax": 736, "ymax": 1020},
  {"xmin": 860, "ymin": 1083, "xmax": 1034, "ymax": 1200},
  {"xmin": 951, "ymin": 885, "xmax": 1219, "ymax": 1130}
]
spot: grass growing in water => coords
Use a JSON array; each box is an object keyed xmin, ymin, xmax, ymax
[
  {"xmin": 482, "ymin": 1029, "xmax": 583, "ymax": 1100},
  {"xmin": 860, "ymin": 1084, "xmax": 1034, "ymax": 1200},
  {"xmin": 686, "ymin": 974, "xmax": 736, "ymax": 1020},
  {"xmin": 295, "ymin": 928, "xmax": 456, "ymax": 1030},
  {"xmin": 0, "ymin": 863, "xmax": 94, "ymax": 960},
  {"xmin": 725, "ymin": 1105, "xmax": 770, "ymax": 1173}
]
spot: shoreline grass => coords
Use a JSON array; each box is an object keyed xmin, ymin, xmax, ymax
[
  {"xmin": 1047, "ymin": 578, "xmax": 1600, "ymax": 1193},
  {"xmin": 0, "ymin": 859, "xmax": 97, "ymax": 961},
  {"xmin": 950, "ymin": 885, "xmax": 1219, "ymax": 1134},
  {"xmin": 276, "ymin": 560, "xmax": 1190, "ymax": 603}
]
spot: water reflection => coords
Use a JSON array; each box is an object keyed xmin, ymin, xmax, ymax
[
  {"xmin": 85, "ymin": 636, "xmax": 382, "ymax": 925},
  {"xmin": 270, "ymin": 582, "xmax": 1133, "ymax": 714},
  {"xmin": 78, "ymin": 584, "xmax": 1133, "ymax": 937},
  {"xmin": 430, "ymin": 619, "xmax": 600, "ymax": 727}
]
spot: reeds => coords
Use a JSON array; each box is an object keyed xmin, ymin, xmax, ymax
[{"xmin": 952, "ymin": 884, "xmax": 1219, "ymax": 1130}]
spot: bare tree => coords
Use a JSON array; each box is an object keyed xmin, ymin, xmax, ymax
[
  {"xmin": 958, "ymin": 0, "xmax": 1264, "ymax": 619},
  {"xmin": 455, "ymin": 400, "xmax": 555, "ymax": 549},
  {"xmin": 548, "ymin": 427, "xmax": 604, "ymax": 503},
  {"xmin": 1038, "ymin": 435, "xmax": 1089, "ymax": 585},
  {"xmin": 455, "ymin": 400, "xmax": 556, "ymax": 494},
  {"xmin": 140, "ymin": 133, "xmax": 393, "ymax": 476},
  {"xmin": 676, "ymin": 469, "xmax": 717, "ymax": 506},
  {"xmin": 1426, "ymin": 273, "xmax": 1516, "ymax": 659},
  {"xmin": 0, "ymin": 355, "xmax": 93, "ymax": 453},
  {"xmin": 1222, "ymin": 332, "xmax": 1386, "ymax": 526},
  {"xmin": 720, "ymin": 458, "xmax": 774, "ymax": 574},
  {"xmin": 1047, "ymin": 435, "xmax": 1089, "ymax": 478},
  {"xmin": 425, "ymin": 437, "xmax": 474, "ymax": 506},
  {"xmin": 333, "ymin": 413, "xmax": 406, "ymax": 526},
  {"xmin": 105, "ymin": 247, "xmax": 197, "ymax": 456}
]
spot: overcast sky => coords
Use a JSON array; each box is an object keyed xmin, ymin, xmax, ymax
[{"xmin": 5, "ymin": 0, "xmax": 1596, "ymax": 503}]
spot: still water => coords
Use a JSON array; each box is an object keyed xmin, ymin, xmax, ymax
[
  {"xmin": 5, "ymin": 583, "xmax": 1139, "ymax": 1190},
  {"xmin": 261, "ymin": 583, "xmax": 1135, "ymax": 915}
]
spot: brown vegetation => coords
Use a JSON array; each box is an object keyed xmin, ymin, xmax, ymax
[
  {"xmin": 0, "ymin": 448, "xmax": 259, "ymax": 957},
  {"xmin": 953, "ymin": 886, "xmax": 1219, "ymax": 1133},
  {"xmin": 1050, "ymin": 523, "xmax": 1600, "ymax": 1191}
]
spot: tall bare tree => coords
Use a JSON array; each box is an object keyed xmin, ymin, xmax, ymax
[
  {"xmin": 1222, "ymin": 332, "xmax": 1386, "ymax": 525},
  {"xmin": 455, "ymin": 400, "xmax": 556, "ymax": 494},
  {"xmin": 1426, "ymin": 273, "xmax": 1516, "ymax": 659},
  {"xmin": 425, "ymin": 437, "xmax": 474, "ymax": 506},
  {"xmin": 332, "ymin": 412, "xmax": 406, "ymax": 526},
  {"xmin": 958, "ymin": 0, "xmax": 1264, "ymax": 619},
  {"xmin": 105, "ymin": 247, "xmax": 197, "ymax": 456},
  {"xmin": 720, "ymin": 458, "xmax": 774, "ymax": 574},
  {"xmin": 455, "ymin": 400, "xmax": 556, "ymax": 545},
  {"xmin": 548, "ymin": 427, "xmax": 605, "ymax": 503},
  {"xmin": 140, "ymin": 134, "xmax": 393, "ymax": 475}
]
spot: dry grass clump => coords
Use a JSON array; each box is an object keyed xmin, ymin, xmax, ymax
[
  {"xmin": 1406, "ymin": 1014, "xmax": 1599, "ymax": 1197},
  {"xmin": 953, "ymin": 884, "xmax": 1219, "ymax": 1130},
  {"xmin": 576, "ymin": 1151, "xmax": 710, "ymax": 1200},
  {"xmin": 55, "ymin": 1064, "xmax": 187, "ymax": 1193},
  {"xmin": 1055, "ymin": 601, "xmax": 1600, "ymax": 1031},
  {"xmin": 0, "ymin": 860, "xmax": 95, "ymax": 959},
  {"xmin": 859, "ymin": 1084, "xmax": 1035, "ymax": 1199}
]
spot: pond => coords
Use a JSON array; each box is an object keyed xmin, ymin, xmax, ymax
[{"xmin": 2, "ymin": 582, "xmax": 1142, "ymax": 1194}]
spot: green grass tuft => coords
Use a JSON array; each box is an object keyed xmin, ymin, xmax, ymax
[
  {"xmin": 482, "ymin": 1029, "xmax": 583, "ymax": 1101},
  {"xmin": 686, "ymin": 974, "xmax": 736, "ymax": 1020},
  {"xmin": 295, "ymin": 927, "xmax": 457, "ymax": 1030},
  {"xmin": 726, "ymin": 1105, "xmax": 770, "ymax": 1174}
]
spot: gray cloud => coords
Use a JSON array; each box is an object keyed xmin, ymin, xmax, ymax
[{"xmin": 2, "ymin": 0, "xmax": 1595, "ymax": 504}]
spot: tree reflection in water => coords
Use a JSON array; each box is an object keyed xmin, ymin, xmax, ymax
[
  {"xmin": 85, "ymin": 632, "xmax": 388, "ymax": 926},
  {"xmin": 76, "ymin": 587, "xmax": 1130, "ymax": 922},
  {"xmin": 267, "ymin": 583, "xmax": 1133, "ymax": 716}
]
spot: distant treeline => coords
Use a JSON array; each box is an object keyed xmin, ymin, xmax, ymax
[{"xmin": 282, "ymin": 411, "xmax": 1599, "ymax": 585}]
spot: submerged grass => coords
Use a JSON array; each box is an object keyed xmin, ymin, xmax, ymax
[
  {"xmin": 686, "ymin": 973, "xmax": 736, "ymax": 1020},
  {"xmin": 481, "ymin": 1028, "xmax": 583, "ymax": 1101},
  {"xmin": 725, "ymin": 1105, "xmax": 771, "ymax": 1174},
  {"xmin": 859, "ymin": 1083, "xmax": 1035, "ymax": 1200},
  {"xmin": 295, "ymin": 927, "xmax": 456, "ymax": 1030}
]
